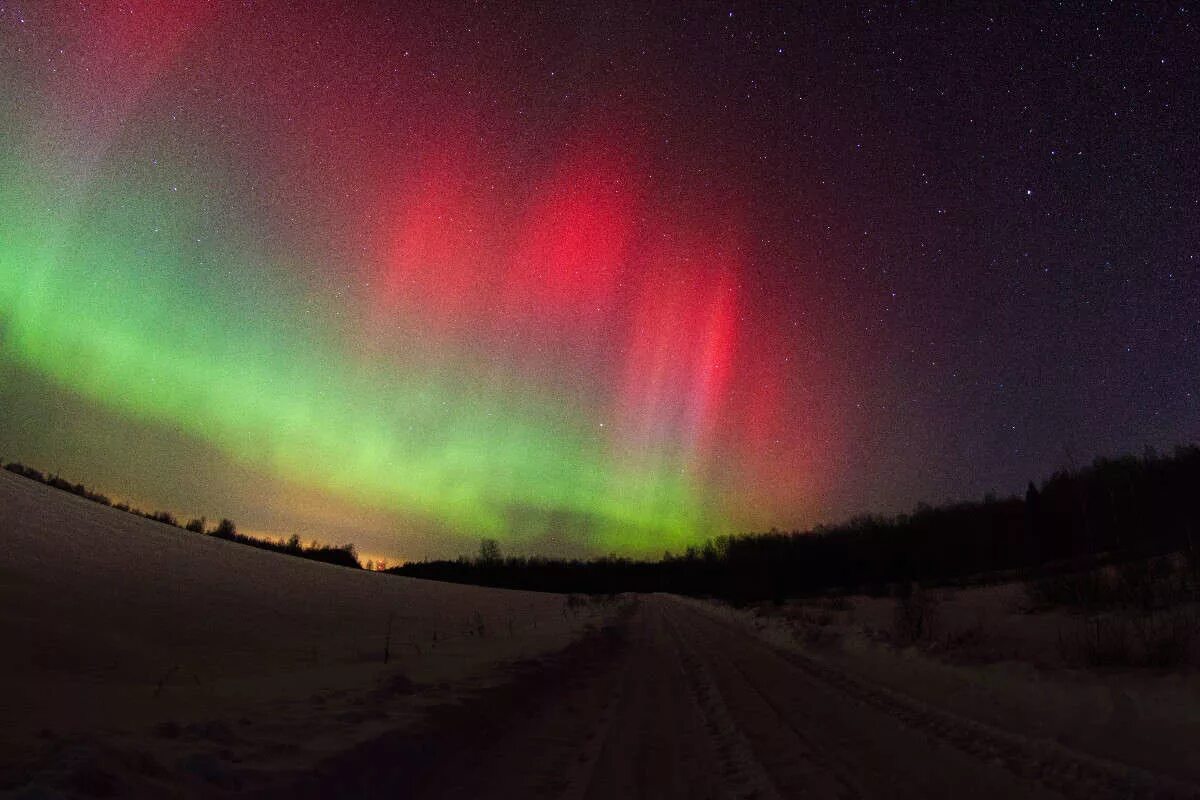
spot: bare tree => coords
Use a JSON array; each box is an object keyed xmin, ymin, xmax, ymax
[{"xmin": 478, "ymin": 538, "xmax": 501, "ymax": 565}]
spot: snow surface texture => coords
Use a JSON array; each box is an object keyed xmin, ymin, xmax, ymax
[
  {"xmin": 0, "ymin": 469, "xmax": 613, "ymax": 795},
  {"xmin": 685, "ymin": 588, "xmax": 1200, "ymax": 789}
]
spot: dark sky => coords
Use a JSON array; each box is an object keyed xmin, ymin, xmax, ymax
[
  {"xmin": 0, "ymin": 1, "xmax": 1196, "ymax": 559},
  {"xmin": 619, "ymin": 1, "xmax": 1200, "ymax": 505}
]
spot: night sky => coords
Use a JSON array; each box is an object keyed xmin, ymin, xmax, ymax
[{"xmin": 1, "ymin": 2, "xmax": 1196, "ymax": 561}]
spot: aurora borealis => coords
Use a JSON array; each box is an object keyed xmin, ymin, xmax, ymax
[
  {"xmin": 0, "ymin": 1, "xmax": 835, "ymax": 557},
  {"xmin": 1, "ymin": 3, "xmax": 1197, "ymax": 560}
]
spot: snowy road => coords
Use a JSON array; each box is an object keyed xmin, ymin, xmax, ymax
[{"xmin": 295, "ymin": 595, "xmax": 1198, "ymax": 800}]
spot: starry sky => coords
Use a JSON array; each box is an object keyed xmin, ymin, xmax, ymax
[{"xmin": 0, "ymin": 2, "xmax": 1196, "ymax": 561}]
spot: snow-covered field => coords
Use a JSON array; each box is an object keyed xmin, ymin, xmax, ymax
[
  {"xmin": 0, "ymin": 469, "xmax": 614, "ymax": 795},
  {"xmin": 698, "ymin": 582, "xmax": 1200, "ymax": 787},
  {"xmin": 6, "ymin": 465, "xmax": 1199, "ymax": 798}
]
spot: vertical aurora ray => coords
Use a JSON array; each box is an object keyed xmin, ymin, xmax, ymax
[{"xmin": 0, "ymin": 2, "xmax": 840, "ymax": 556}]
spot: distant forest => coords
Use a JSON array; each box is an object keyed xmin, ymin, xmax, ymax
[
  {"xmin": 393, "ymin": 446, "xmax": 1200, "ymax": 603},
  {"xmin": 6, "ymin": 446, "xmax": 1199, "ymax": 601},
  {"xmin": 1, "ymin": 461, "xmax": 361, "ymax": 569}
]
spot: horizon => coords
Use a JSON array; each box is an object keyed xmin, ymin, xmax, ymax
[{"xmin": 4, "ymin": 440, "xmax": 1196, "ymax": 569}]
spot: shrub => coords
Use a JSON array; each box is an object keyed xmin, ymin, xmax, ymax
[
  {"xmin": 892, "ymin": 582, "xmax": 941, "ymax": 645},
  {"xmin": 1024, "ymin": 568, "xmax": 1114, "ymax": 611},
  {"xmin": 478, "ymin": 538, "xmax": 501, "ymax": 565},
  {"xmin": 301, "ymin": 543, "xmax": 361, "ymax": 569},
  {"xmin": 1116, "ymin": 559, "xmax": 1158, "ymax": 611},
  {"xmin": 1064, "ymin": 615, "xmax": 1135, "ymax": 666},
  {"xmin": 1059, "ymin": 607, "xmax": 1196, "ymax": 668},
  {"xmin": 819, "ymin": 594, "xmax": 852, "ymax": 612},
  {"xmin": 1132, "ymin": 608, "xmax": 1196, "ymax": 667},
  {"xmin": 4, "ymin": 462, "xmax": 45, "ymax": 482}
]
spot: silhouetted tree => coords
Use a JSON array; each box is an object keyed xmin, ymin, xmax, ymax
[
  {"xmin": 1024, "ymin": 481, "xmax": 1041, "ymax": 561},
  {"xmin": 478, "ymin": 538, "xmax": 502, "ymax": 565}
]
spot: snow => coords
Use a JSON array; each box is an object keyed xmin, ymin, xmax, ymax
[
  {"xmin": 690, "ymin": 584, "xmax": 1200, "ymax": 786},
  {"xmin": 0, "ymin": 469, "xmax": 611, "ymax": 793}
]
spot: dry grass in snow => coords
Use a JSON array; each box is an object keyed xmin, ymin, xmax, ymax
[{"xmin": 703, "ymin": 575, "xmax": 1200, "ymax": 787}]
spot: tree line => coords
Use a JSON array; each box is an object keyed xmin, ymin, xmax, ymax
[
  {"xmin": 8, "ymin": 443, "xmax": 1199, "ymax": 597},
  {"xmin": 2, "ymin": 461, "xmax": 361, "ymax": 569},
  {"xmin": 392, "ymin": 445, "xmax": 1200, "ymax": 603}
]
